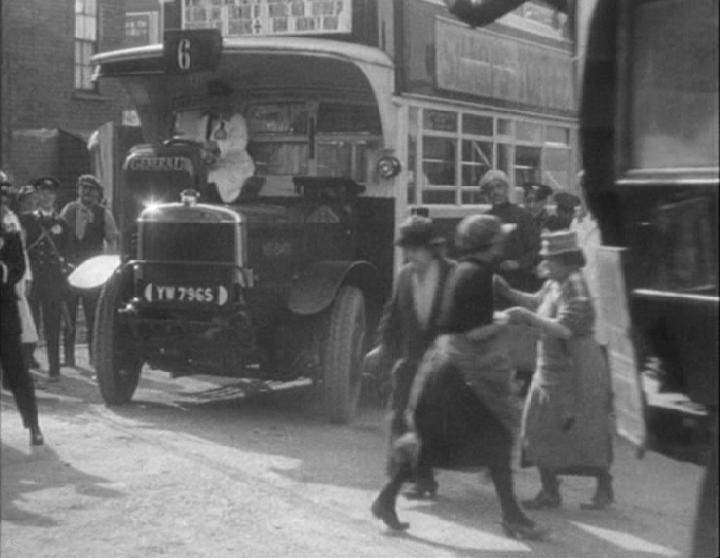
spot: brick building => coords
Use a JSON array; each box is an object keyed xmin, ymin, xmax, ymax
[{"xmin": 0, "ymin": 0, "xmax": 129, "ymax": 206}]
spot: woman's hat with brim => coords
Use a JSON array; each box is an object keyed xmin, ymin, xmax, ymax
[
  {"xmin": 395, "ymin": 215, "xmax": 445, "ymax": 248},
  {"xmin": 455, "ymin": 214, "xmax": 515, "ymax": 253},
  {"xmin": 539, "ymin": 230, "xmax": 582, "ymax": 257}
]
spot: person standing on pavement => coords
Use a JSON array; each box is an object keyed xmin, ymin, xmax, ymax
[
  {"xmin": 498, "ymin": 230, "xmax": 614, "ymax": 511},
  {"xmin": 480, "ymin": 170, "xmax": 538, "ymax": 293},
  {"xmin": 1, "ymin": 175, "xmax": 41, "ymax": 370},
  {"xmin": 369, "ymin": 215, "xmax": 454, "ymax": 500},
  {"xmin": 372, "ymin": 215, "xmax": 546, "ymax": 540},
  {"xmin": 60, "ymin": 174, "xmax": 119, "ymax": 366},
  {"xmin": 1, "ymin": 210, "xmax": 44, "ymax": 446},
  {"xmin": 21, "ymin": 176, "xmax": 71, "ymax": 382}
]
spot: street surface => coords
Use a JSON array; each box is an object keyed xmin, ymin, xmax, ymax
[{"xmin": 2, "ymin": 346, "xmax": 702, "ymax": 558}]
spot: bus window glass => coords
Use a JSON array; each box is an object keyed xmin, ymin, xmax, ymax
[
  {"xmin": 422, "ymin": 189, "xmax": 456, "ymax": 205},
  {"xmin": 316, "ymin": 139, "xmax": 380, "ymax": 182},
  {"xmin": 461, "ymin": 139, "xmax": 493, "ymax": 186},
  {"xmin": 462, "ymin": 114, "xmax": 493, "ymax": 136},
  {"xmin": 422, "ymin": 137, "xmax": 456, "ymax": 186},
  {"xmin": 248, "ymin": 142, "xmax": 308, "ymax": 176},
  {"xmin": 516, "ymin": 121, "xmax": 543, "ymax": 142},
  {"xmin": 546, "ymin": 125, "xmax": 570, "ymax": 145},
  {"xmin": 497, "ymin": 119, "xmax": 513, "ymax": 137},
  {"xmin": 542, "ymin": 146, "xmax": 570, "ymax": 190},
  {"xmin": 515, "ymin": 145, "xmax": 541, "ymax": 185},
  {"xmin": 423, "ymin": 109, "xmax": 458, "ymax": 132},
  {"xmin": 461, "ymin": 189, "xmax": 486, "ymax": 205},
  {"xmin": 246, "ymin": 104, "xmax": 308, "ymax": 135},
  {"xmin": 631, "ymin": 0, "xmax": 719, "ymax": 169},
  {"xmin": 317, "ymin": 104, "xmax": 381, "ymax": 134}
]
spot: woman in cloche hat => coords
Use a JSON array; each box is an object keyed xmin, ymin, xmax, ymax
[
  {"xmin": 498, "ymin": 230, "xmax": 614, "ymax": 511},
  {"xmin": 367, "ymin": 215, "xmax": 454, "ymax": 516},
  {"xmin": 372, "ymin": 214, "xmax": 547, "ymax": 540}
]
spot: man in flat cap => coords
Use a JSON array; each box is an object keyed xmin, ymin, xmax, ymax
[
  {"xmin": 479, "ymin": 170, "xmax": 538, "ymax": 292},
  {"xmin": 21, "ymin": 176, "xmax": 71, "ymax": 381},
  {"xmin": 60, "ymin": 174, "xmax": 119, "ymax": 366}
]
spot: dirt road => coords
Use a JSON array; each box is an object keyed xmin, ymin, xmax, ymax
[{"xmin": 1, "ymin": 347, "xmax": 702, "ymax": 557}]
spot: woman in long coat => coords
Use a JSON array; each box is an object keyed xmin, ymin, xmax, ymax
[
  {"xmin": 372, "ymin": 214, "xmax": 546, "ymax": 540},
  {"xmin": 372, "ymin": 215, "xmax": 455, "ymax": 499},
  {"xmin": 500, "ymin": 230, "xmax": 614, "ymax": 510}
]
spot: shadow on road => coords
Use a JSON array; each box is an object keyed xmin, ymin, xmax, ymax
[{"xmin": 1, "ymin": 441, "xmax": 124, "ymax": 527}]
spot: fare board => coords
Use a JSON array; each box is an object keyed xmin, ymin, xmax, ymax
[
  {"xmin": 182, "ymin": 0, "xmax": 353, "ymax": 37},
  {"xmin": 595, "ymin": 246, "xmax": 647, "ymax": 457}
]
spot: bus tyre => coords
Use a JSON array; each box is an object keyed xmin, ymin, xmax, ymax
[
  {"xmin": 94, "ymin": 272, "xmax": 142, "ymax": 406},
  {"xmin": 322, "ymin": 285, "xmax": 366, "ymax": 424}
]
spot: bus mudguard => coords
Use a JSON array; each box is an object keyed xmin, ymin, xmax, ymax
[{"xmin": 288, "ymin": 260, "xmax": 379, "ymax": 316}]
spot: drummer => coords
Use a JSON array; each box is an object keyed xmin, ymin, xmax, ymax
[{"xmin": 60, "ymin": 175, "xmax": 119, "ymax": 366}]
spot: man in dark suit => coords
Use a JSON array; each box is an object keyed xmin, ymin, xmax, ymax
[
  {"xmin": 21, "ymin": 176, "xmax": 71, "ymax": 381},
  {"xmin": 1, "ymin": 223, "xmax": 44, "ymax": 445}
]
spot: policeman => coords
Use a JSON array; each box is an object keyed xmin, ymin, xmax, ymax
[
  {"xmin": 1, "ymin": 203, "xmax": 44, "ymax": 445},
  {"xmin": 21, "ymin": 176, "xmax": 71, "ymax": 381}
]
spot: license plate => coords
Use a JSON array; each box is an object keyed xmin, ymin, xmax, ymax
[{"xmin": 143, "ymin": 283, "xmax": 229, "ymax": 305}]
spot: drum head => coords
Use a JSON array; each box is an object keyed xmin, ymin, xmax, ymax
[{"xmin": 67, "ymin": 255, "xmax": 121, "ymax": 292}]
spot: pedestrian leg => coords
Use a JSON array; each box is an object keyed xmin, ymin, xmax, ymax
[
  {"xmin": 523, "ymin": 467, "xmax": 561, "ymax": 509},
  {"xmin": 0, "ymin": 334, "xmax": 43, "ymax": 445},
  {"xmin": 82, "ymin": 293, "xmax": 98, "ymax": 361},
  {"xmin": 371, "ymin": 464, "xmax": 412, "ymax": 530},
  {"xmin": 489, "ymin": 456, "xmax": 547, "ymax": 539},
  {"xmin": 580, "ymin": 467, "xmax": 614, "ymax": 510},
  {"xmin": 64, "ymin": 292, "xmax": 78, "ymax": 366},
  {"xmin": 43, "ymin": 296, "xmax": 62, "ymax": 379}
]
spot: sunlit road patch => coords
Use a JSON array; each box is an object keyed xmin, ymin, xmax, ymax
[
  {"xmin": 570, "ymin": 521, "xmax": 680, "ymax": 556},
  {"xmin": 395, "ymin": 510, "xmax": 532, "ymax": 553}
]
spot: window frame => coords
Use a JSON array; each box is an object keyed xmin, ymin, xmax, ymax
[
  {"xmin": 409, "ymin": 102, "xmax": 575, "ymax": 208},
  {"xmin": 75, "ymin": 0, "xmax": 99, "ymax": 92}
]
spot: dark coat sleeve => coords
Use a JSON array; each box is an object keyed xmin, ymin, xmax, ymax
[
  {"xmin": 377, "ymin": 267, "xmax": 408, "ymax": 366},
  {"xmin": 514, "ymin": 209, "xmax": 539, "ymax": 272},
  {"xmin": 1, "ymin": 232, "xmax": 27, "ymax": 287}
]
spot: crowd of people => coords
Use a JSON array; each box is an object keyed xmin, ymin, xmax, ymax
[
  {"xmin": 3, "ymin": 164, "xmax": 612, "ymax": 539},
  {"xmin": 0, "ymin": 169, "xmax": 118, "ymax": 447},
  {"xmin": 370, "ymin": 169, "xmax": 612, "ymax": 540}
]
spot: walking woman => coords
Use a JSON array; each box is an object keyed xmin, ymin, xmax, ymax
[
  {"xmin": 372, "ymin": 214, "xmax": 546, "ymax": 540},
  {"xmin": 499, "ymin": 230, "xmax": 614, "ymax": 510},
  {"xmin": 371, "ymin": 215, "xmax": 454, "ymax": 499}
]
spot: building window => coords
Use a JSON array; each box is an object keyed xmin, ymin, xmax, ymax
[
  {"xmin": 410, "ymin": 104, "xmax": 574, "ymax": 206},
  {"xmin": 75, "ymin": 0, "xmax": 98, "ymax": 91}
]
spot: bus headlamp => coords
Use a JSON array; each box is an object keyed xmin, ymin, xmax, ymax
[{"xmin": 377, "ymin": 156, "xmax": 401, "ymax": 179}]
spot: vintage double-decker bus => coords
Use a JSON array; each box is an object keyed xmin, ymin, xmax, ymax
[{"xmin": 84, "ymin": 0, "xmax": 580, "ymax": 422}]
